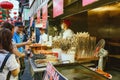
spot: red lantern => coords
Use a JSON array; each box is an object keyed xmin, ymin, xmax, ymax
[
  {"xmin": 13, "ymin": 19, "xmax": 16, "ymax": 23},
  {"xmin": 0, "ymin": 20, "xmax": 3, "ymax": 23},
  {"xmin": 0, "ymin": 1, "xmax": 14, "ymax": 10},
  {"xmin": 14, "ymin": 12, "xmax": 17, "ymax": 14},
  {"xmin": 0, "ymin": 15, "xmax": 2, "ymax": 19},
  {"xmin": 14, "ymin": 16, "xmax": 17, "ymax": 19},
  {"xmin": 0, "ymin": 11, "xmax": 2, "ymax": 15}
]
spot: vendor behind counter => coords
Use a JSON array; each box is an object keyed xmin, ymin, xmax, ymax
[
  {"xmin": 38, "ymin": 28, "xmax": 48, "ymax": 44},
  {"xmin": 61, "ymin": 19, "xmax": 74, "ymax": 39}
]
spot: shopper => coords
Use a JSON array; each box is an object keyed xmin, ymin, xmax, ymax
[
  {"xmin": 13, "ymin": 22, "xmax": 24, "ymax": 52},
  {"xmin": 39, "ymin": 28, "xmax": 48, "ymax": 44},
  {"xmin": 61, "ymin": 19, "xmax": 74, "ymax": 39},
  {"xmin": 1, "ymin": 22, "xmax": 31, "ymax": 80},
  {"xmin": 13, "ymin": 22, "xmax": 31, "ymax": 80},
  {"xmin": 1, "ymin": 22, "xmax": 25, "ymax": 58},
  {"xmin": 0, "ymin": 28, "xmax": 20, "ymax": 80}
]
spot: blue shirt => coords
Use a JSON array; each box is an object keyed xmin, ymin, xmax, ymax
[
  {"xmin": 36, "ymin": 28, "xmax": 40, "ymax": 43},
  {"xmin": 13, "ymin": 32, "xmax": 24, "ymax": 53}
]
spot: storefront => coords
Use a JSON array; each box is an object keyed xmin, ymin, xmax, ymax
[{"xmin": 28, "ymin": 0, "xmax": 120, "ymax": 80}]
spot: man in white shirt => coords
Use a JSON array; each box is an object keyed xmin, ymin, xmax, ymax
[
  {"xmin": 39, "ymin": 28, "xmax": 48, "ymax": 44},
  {"xmin": 61, "ymin": 19, "xmax": 74, "ymax": 39}
]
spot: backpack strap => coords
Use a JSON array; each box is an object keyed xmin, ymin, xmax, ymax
[
  {"xmin": 0, "ymin": 53, "xmax": 11, "ymax": 72},
  {"xmin": 6, "ymin": 71, "xmax": 11, "ymax": 80}
]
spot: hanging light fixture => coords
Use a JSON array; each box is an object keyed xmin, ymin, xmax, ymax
[
  {"xmin": 0, "ymin": 1, "xmax": 14, "ymax": 10},
  {"xmin": 0, "ymin": 11, "xmax": 2, "ymax": 15},
  {"xmin": 0, "ymin": 15, "xmax": 2, "ymax": 19},
  {"xmin": 14, "ymin": 16, "xmax": 17, "ymax": 19},
  {"xmin": 13, "ymin": 12, "xmax": 17, "ymax": 15},
  {"xmin": 0, "ymin": 19, "xmax": 3, "ymax": 23}
]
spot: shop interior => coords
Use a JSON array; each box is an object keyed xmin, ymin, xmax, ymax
[
  {"xmin": 1, "ymin": 0, "xmax": 120, "ymax": 80},
  {"xmin": 46, "ymin": 0, "xmax": 120, "ymax": 79}
]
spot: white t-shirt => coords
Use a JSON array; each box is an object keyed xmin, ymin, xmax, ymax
[
  {"xmin": 0, "ymin": 52, "xmax": 19, "ymax": 80},
  {"xmin": 63, "ymin": 29, "xmax": 74, "ymax": 39},
  {"xmin": 39, "ymin": 33, "xmax": 48, "ymax": 44}
]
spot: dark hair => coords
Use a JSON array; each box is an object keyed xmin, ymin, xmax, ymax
[
  {"xmin": 0, "ymin": 28, "xmax": 13, "ymax": 52},
  {"xmin": 39, "ymin": 28, "xmax": 46, "ymax": 30},
  {"xmin": 1, "ymin": 22, "xmax": 14, "ymax": 31},
  {"xmin": 14, "ymin": 22, "xmax": 23, "ymax": 27}
]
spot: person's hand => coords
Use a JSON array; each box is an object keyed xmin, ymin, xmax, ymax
[
  {"xmin": 16, "ymin": 58, "xmax": 20, "ymax": 64},
  {"xmin": 26, "ymin": 39, "xmax": 32, "ymax": 45},
  {"xmin": 20, "ymin": 53, "xmax": 26, "ymax": 58}
]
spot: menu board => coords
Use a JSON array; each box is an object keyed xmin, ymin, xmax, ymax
[{"xmin": 43, "ymin": 62, "xmax": 68, "ymax": 80}]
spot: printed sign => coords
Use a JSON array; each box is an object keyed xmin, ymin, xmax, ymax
[
  {"xmin": 53, "ymin": 0, "xmax": 63, "ymax": 18},
  {"xmin": 82, "ymin": 0, "xmax": 98, "ymax": 6},
  {"xmin": 37, "ymin": 10, "xmax": 41, "ymax": 23},
  {"xmin": 43, "ymin": 62, "xmax": 68, "ymax": 80},
  {"xmin": 42, "ymin": 4, "xmax": 48, "ymax": 28},
  {"xmin": 42, "ymin": 20, "xmax": 47, "ymax": 29},
  {"xmin": 42, "ymin": 4, "xmax": 48, "ymax": 21}
]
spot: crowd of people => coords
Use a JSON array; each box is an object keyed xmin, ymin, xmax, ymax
[
  {"xmin": 0, "ymin": 19, "xmax": 74, "ymax": 80},
  {"xmin": 0, "ymin": 22, "xmax": 32, "ymax": 80}
]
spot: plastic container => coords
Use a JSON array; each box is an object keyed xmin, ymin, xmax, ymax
[
  {"xmin": 61, "ymin": 53, "xmax": 75, "ymax": 63},
  {"xmin": 52, "ymin": 48, "xmax": 62, "ymax": 59}
]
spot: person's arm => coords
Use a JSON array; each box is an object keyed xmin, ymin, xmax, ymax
[
  {"xmin": 16, "ymin": 39, "xmax": 32, "ymax": 48},
  {"xmin": 39, "ymin": 36, "xmax": 41, "ymax": 44},
  {"xmin": 7, "ymin": 54, "xmax": 20, "ymax": 77},
  {"xmin": 11, "ymin": 57, "xmax": 20, "ymax": 77},
  {"xmin": 12, "ymin": 47, "xmax": 25, "ymax": 58},
  {"xmin": 45, "ymin": 34, "xmax": 48, "ymax": 42},
  {"xmin": 11, "ymin": 67, "xmax": 20, "ymax": 77},
  {"xmin": 16, "ymin": 42, "xmax": 29, "ymax": 48}
]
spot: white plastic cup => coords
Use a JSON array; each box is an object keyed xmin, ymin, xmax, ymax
[
  {"xmin": 61, "ymin": 53, "xmax": 75, "ymax": 63},
  {"xmin": 52, "ymin": 48, "xmax": 62, "ymax": 59}
]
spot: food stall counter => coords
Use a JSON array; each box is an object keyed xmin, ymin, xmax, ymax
[
  {"xmin": 29, "ymin": 57, "xmax": 109, "ymax": 80},
  {"xmin": 55, "ymin": 63, "xmax": 109, "ymax": 80}
]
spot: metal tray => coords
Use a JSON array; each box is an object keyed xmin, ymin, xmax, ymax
[
  {"xmin": 32, "ymin": 59, "xmax": 46, "ymax": 68},
  {"xmin": 55, "ymin": 64, "xmax": 109, "ymax": 80},
  {"xmin": 32, "ymin": 59, "xmax": 60, "ymax": 68}
]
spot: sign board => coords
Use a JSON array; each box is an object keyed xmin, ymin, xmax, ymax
[
  {"xmin": 42, "ymin": 4, "xmax": 48, "ymax": 28},
  {"xmin": 42, "ymin": 20, "xmax": 47, "ymax": 29},
  {"xmin": 53, "ymin": 0, "xmax": 63, "ymax": 18},
  {"xmin": 82, "ymin": 0, "xmax": 98, "ymax": 6},
  {"xmin": 42, "ymin": 4, "xmax": 48, "ymax": 21},
  {"xmin": 35, "ymin": 19, "xmax": 47, "ymax": 29},
  {"xmin": 35, "ymin": 20, "xmax": 43, "ymax": 28},
  {"xmin": 37, "ymin": 10, "xmax": 41, "ymax": 23},
  {"xmin": 22, "ymin": 9, "xmax": 30, "ymax": 20},
  {"xmin": 43, "ymin": 62, "xmax": 68, "ymax": 80}
]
